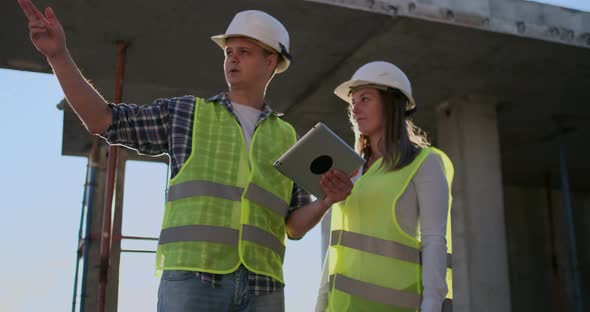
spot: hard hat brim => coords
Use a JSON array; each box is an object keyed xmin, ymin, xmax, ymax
[
  {"xmin": 334, "ymin": 79, "xmax": 416, "ymax": 111},
  {"xmin": 211, "ymin": 34, "xmax": 290, "ymax": 73}
]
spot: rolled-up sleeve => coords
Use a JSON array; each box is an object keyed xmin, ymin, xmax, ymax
[{"xmin": 101, "ymin": 98, "xmax": 171, "ymax": 156}]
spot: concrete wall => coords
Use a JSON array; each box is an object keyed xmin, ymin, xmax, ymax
[{"xmin": 504, "ymin": 185, "xmax": 590, "ymax": 311}]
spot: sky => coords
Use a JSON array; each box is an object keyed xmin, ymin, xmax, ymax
[
  {"xmin": 527, "ymin": 0, "xmax": 590, "ymax": 11},
  {"xmin": 2, "ymin": 0, "xmax": 587, "ymax": 311}
]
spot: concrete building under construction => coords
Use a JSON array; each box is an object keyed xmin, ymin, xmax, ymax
[{"xmin": 3, "ymin": 0, "xmax": 590, "ymax": 311}]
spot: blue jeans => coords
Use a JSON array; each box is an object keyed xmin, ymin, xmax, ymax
[{"xmin": 157, "ymin": 266, "xmax": 285, "ymax": 312}]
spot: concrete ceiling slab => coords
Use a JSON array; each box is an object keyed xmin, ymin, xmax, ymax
[{"xmin": 4, "ymin": 0, "xmax": 590, "ymax": 190}]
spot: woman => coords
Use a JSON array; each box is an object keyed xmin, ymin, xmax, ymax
[{"xmin": 316, "ymin": 61, "xmax": 454, "ymax": 312}]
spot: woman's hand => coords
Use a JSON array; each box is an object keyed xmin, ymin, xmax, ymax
[{"xmin": 319, "ymin": 169, "xmax": 353, "ymax": 206}]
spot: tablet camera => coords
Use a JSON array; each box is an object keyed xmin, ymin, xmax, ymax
[{"xmin": 310, "ymin": 155, "xmax": 333, "ymax": 175}]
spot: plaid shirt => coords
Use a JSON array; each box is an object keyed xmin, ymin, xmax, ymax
[{"xmin": 104, "ymin": 92, "xmax": 311, "ymax": 295}]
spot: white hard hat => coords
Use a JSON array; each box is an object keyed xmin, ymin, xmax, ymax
[
  {"xmin": 211, "ymin": 10, "xmax": 291, "ymax": 74},
  {"xmin": 334, "ymin": 61, "xmax": 416, "ymax": 111}
]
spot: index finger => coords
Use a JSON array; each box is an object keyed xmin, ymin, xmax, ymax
[
  {"xmin": 18, "ymin": 0, "xmax": 37, "ymax": 21},
  {"xmin": 330, "ymin": 169, "xmax": 352, "ymax": 183},
  {"xmin": 28, "ymin": 0, "xmax": 49, "ymax": 23},
  {"xmin": 19, "ymin": 0, "xmax": 47, "ymax": 23}
]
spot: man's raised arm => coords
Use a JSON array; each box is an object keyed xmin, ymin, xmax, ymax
[{"xmin": 19, "ymin": 0, "xmax": 112, "ymax": 134}]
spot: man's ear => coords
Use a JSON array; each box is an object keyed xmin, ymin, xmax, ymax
[{"xmin": 266, "ymin": 53, "xmax": 279, "ymax": 72}]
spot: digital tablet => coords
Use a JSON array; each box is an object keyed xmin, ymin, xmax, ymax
[{"xmin": 273, "ymin": 122, "xmax": 365, "ymax": 199}]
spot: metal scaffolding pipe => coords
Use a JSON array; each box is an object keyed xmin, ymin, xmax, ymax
[
  {"xmin": 106, "ymin": 149, "xmax": 127, "ymax": 311},
  {"xmin": 98, "ymin": 40, "xmax": 128, "ymax": 312},
  {"xmin": 545, "ymin": 172, "xmax": 563, "ymax": 310},
  {"xmin": 80, "ymin": 143, "xmax": 100, "ymax": 312},
  {"xmin": 72, "ymin": 142, "xmax": 97, "ymax": 312},
  {"xmin": 118, "ymin": 235, "xmax": 159, "ymax": 241},
  {"xmin": 559, "ymin": 144, "xmax": 583, "ymax": 312}
]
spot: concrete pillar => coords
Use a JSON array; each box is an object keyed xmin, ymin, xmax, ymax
[{"xmin": 436, "ymin": 95, "xmax": 512, "ymax": 312}]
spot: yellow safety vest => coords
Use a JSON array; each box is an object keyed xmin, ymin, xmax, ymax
[
  {"xmin": 156, "ymin": 98, "xmax": 297, "ymax": 283},
  {"xmin": 328, "ymin": 147, "xmax": 454, "ymax": 311}
]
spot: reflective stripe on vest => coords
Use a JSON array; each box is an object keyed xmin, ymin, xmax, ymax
[
  {"xmin": 244, "ymin": 183, "xmax": 289, "ymax": 217},
  {"xmin": 331, "ymin": 274, "xmax": 453, "ymax": 312},
  {"xmin": 331, "ymin": 230, "xmax": 453, "ymax": 269},
  {"xmin": 167, "ymin": 180, "xmax": 243, "ymax": 202},
  {"xmin": 242, "ymin": 225, "xmax": 286, "ymax": 258},
  {"xmin": 330, "ymin": 274, "xmax": 453, "ymax": 312},
  {"xmin": 167, "ymin": 180, "xmax": 289, "ymax": 217},
  {"xmin": 330, "ymin": 274, "xmax": 421, "ymax": 309},
  {"xmin": 159, "ymin": 224, "xmax": 285, "ymax": 257},
  {"xmin": 160, "ymin": 224, "xmax": 239, "ymax": 245}
]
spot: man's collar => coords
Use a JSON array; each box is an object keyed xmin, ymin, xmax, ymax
[{"xmin": 207, "ymin": 92, "xmax": 282, "ymax": 117}]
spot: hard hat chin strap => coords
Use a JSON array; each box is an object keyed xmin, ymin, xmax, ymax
[
  {"xmin": 405, "ymin": 107, "xmax": 416, "ymax": 117},
  {"xmin": 279, "ymin": 43, "xmax": 292, "ymax": 61}
]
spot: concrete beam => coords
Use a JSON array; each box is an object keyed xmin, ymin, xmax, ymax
[{"xmin": 307, "ymin": 0, "xmax": 590, "ymax": 48}]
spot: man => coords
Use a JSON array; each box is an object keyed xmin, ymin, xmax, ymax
[{"xmin": 19, "ymin": 1, "xmax": 353, "ymax": 311}]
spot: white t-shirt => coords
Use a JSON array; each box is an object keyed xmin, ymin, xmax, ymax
[
  {"xmin": 315, "ymin": 152, "xmax": 450, "ymax": 312},
  {"xmin": 231, "ymin": 102, "xmax": 262, "ymax": 154}
]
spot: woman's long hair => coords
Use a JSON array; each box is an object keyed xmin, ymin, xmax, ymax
[{"xmin": 349, "ymin": 88, "xmax": 430, "ymax": 171}]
